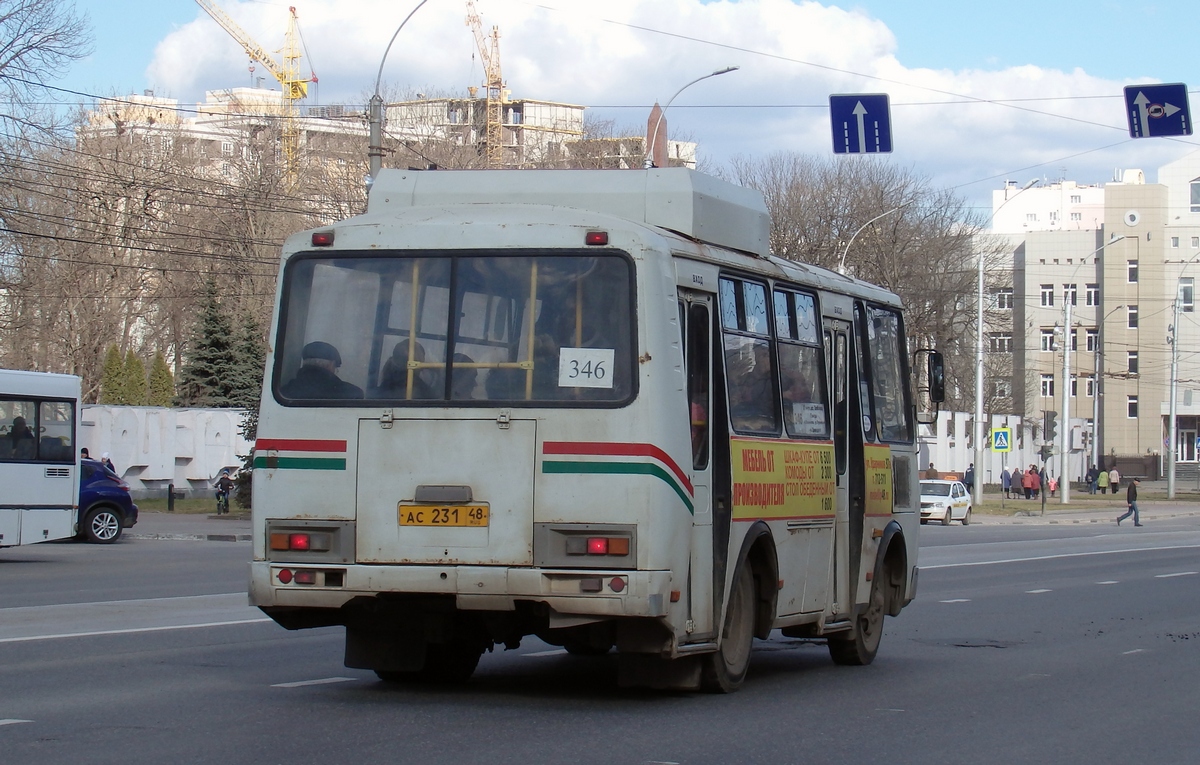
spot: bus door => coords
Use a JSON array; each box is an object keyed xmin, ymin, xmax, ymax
[
  {"xmin": 825, "ymin": 318, "xmax": 864, "ymax": 619},
  {"xmin": 679, "ymin": 290, "xmax": 715, "ymax": 640}
]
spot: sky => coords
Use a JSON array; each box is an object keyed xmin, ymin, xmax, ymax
[{"xmin": 59, "ymin": 0, "xmax": 1200, "ymax": 215}]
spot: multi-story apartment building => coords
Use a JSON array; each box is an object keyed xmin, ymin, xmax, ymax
[{"xmin": 982, "ymin": 157, "xmax": 1200, "ymax": 480}]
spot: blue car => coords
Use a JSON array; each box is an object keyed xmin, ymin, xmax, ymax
[{"xmin": 78, "ymin": 458, "xmax": 139, "ymax": 543}]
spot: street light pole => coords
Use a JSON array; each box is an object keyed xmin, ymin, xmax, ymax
[
  {"xmin": 974, "ymin": 179, "xmax": 1039, "ymax": 508},
  {"xmin": 1166, "ymin": 254, "xmax": 1200, "ymax": 498},
  {"xmin": 643, "ymin": 66, "xmax": 738, "ymax": 169},
  {"xmin": 836, "ymin": 201, "xmax": 914, "ymax": 274},
  {"xmin": 367, "ymin": 0, "xmax": 430, "ymax": 184},
  {"xmin": 1057, "ymin": 234, "xmax": 1127, "ymax": 504}
]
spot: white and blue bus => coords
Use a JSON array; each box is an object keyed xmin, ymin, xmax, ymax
[
  {"xmin": 0, "ymin": 369, "xmax": 80, "ymax": 547},
  {"xmin": 249, "ymin": 168, "xmax": 943, "ymax": 691}
]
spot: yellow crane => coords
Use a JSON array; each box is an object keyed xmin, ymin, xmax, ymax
[
  {"xmin": 464, "ymin": 0, "xmax": 504, "ymax": 167},
  {"xmin": 194, "ymin": 0, "xmax": 311, "ymax": 178}
]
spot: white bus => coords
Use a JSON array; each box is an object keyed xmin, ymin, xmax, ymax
[
  {"xmin": 0, "ymin": 370, "xmax": 80, "ymax": 547},
  {"xmin": 250, "ymin": 168, "xmax": 944, "ymax": 691}
]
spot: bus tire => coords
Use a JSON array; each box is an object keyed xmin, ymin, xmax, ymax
[
  {"xmin": 828, "ymin": 574, "xmax": 885, "ymax": 666},
  {"xmin": 83, "ymin": 506, "xmax": 123, "ymax": 544},
  {"xmin": 701, "ymin": 563, "xmax": 755, "ymax": 693},
  {"xmin": 418, "ymin": 640, "xmax": 483, "ymax": 683}
]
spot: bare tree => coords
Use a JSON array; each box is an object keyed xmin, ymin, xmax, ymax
[
  {"xmin": 0, "ymin": 0, "xmax": 90, "ymax": 117},
  {"xmin": 725, "ymin": 153, "xmax": 993, "ymax": 411}
]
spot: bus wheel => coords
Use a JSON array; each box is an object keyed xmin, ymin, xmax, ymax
[
  {"xmin": 418, "ymin": 640, "xmax": 483, "ymax": 683},
  {"xmin": 828, "ymin": 574, "xmax": 885, "ymax": 666},
  {"xmin": 701, "ymin": 564, "xmax": 755, "ymax": 693}
]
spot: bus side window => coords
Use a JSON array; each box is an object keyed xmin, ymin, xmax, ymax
[{"xmin": 687, "ymin": 302, "xmax": 710, "ymax": 470}]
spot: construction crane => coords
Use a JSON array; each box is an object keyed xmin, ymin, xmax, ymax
[
  {"xmin": 194, "ymin": 0, "xmax": 311, "ymax": 178},
  {"xmin": 464, "ymin": 1, "xmax": 504, "ymax": 167}
]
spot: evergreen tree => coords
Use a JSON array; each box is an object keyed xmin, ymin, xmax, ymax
[
  {"xmin": 124, "ymin": 350, "xmax": 148, "ymax": 405},
  {"xmin": 233, "ymin": 408, "xmax": 257, "ymax": 510},
  {"xmin": 228, "ymin": 312, "xmax": 267, "ymax": 409},
  {"xmin": 174, "ymin": 281, "xmax": 237, "ymax": 407},
  {"xmin": 148, "ymin": 352, "xmax": 175, "ymax": 407},
  {"xmin": 98, "ymin": 345, "xmax": 126, "ymax": 404}
]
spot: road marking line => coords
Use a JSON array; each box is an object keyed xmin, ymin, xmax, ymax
[
  {"xmin": 0, "ymin": 617, "xmax": 272, "ymax": 644},
  {"xmin": 1026, "ymin": 589, "xmax": 1052, "ymax": 594},
  {"xmin": 1155, "ymin": 571, "xmax": 1198, "ymax": 578},
  {"xmin": 1123, "ymin": 649, "xmax": 1146, "ymax": 655},
  {"xmin": 272, "ymin": 677, "xmax": 356, "ymax": 688},
  {"xmin": 1096, "ymin": 581, "xmax": 1119, "ymax": 585},
  {"xmin": 0, "ymin": 719, "xmax": 33, "ymax": 727},
  {"xmin": 921, "ymin": 544, "xmax": 1200, "ymax": 570},
  {"xmin": 939, "ymin": 599, "xmax": 971, "ymax": 603},
  {"xmin": 523, "ymin": 648, "xmax": 568, "ymax": 657}
]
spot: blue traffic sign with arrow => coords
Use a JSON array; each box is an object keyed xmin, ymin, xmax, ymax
[
  {"xmin": 1124, "ymin": 83, "xmax": 1192, "ymax": 138},
  {"xmin": 830, "ymin": 93, "xmax": 893, "ymax": 154}
]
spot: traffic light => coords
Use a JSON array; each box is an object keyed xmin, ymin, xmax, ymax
[
  {"xmin": 1044, "ymin": 410, "xmax": 1059, "ymax": 443},
  {"xmin": 1039, "ymin": 443, "xmax": 1053, "ymax": 462}
]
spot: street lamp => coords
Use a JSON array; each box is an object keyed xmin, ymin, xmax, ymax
[
  {"xmin": 973, "ymin": 179, "xmax": 1039, "ymax": 507},
  {"xmin": 1167, "ymin": 253, "xmax": 1200, "ymax": 498},
  {"xmin": 368, "ymin": 0, "xmax": 431, "ymax": 184},
  {"xmin": 1057, "ymin": 234, "xmax": 1127, "ymax": 504},
  {"xmin": 836, "ymin": 200, "xmax": 914, "ymax": 275},
  {"xmin": 643, "ymin": 66, "xmax": 739, "ymax": 169}
]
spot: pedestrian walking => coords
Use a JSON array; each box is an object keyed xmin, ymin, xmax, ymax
[
  {"xmin": 1108, "ymin": 467, "xmax": 1121, "ymax": 495},
  {"xmin": 965, "ymin": 463, "xmax": 975, "ymax": 493},
  {"xmin": 1086, "ymin": 465, "xmax": 1098, "ymax": 494},
  {"xmin": 1048, "ymin": 476, "xmax": 1058, "ymax": 498},
  {"xmin": 1029, "ymin": 466, "xmax": 1042, "ymax": 499},
  {"xmin": 1001, "ymin": 467, "xmax": 1012, "ymax": 499},
  {"xmin": 1097, "ymin": 468, "xmax": 1109, "ymax": 494},
  {"xmin": 1022, "ymin": 467, "xmax": 1035, "ymax": 500},
  {"xmin": 1116, "ymin": 478, "xmax": 1142, "ymax": 526},
  {"xmin": 925, "ymin": 462, "xmax": 937, "ymax": 479}
]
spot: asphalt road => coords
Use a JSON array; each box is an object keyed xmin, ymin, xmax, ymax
[{"xmin": 2, "ymin": 520, "xmax": 1198, "ymax": 765}]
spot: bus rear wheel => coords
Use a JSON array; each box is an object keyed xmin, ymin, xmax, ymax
[
  {"xmin": 418, "ymin": 640, "xmax": 483, "ymax": 683},
  {"xmin": 701, "ymin": 564, "xmax": 755, "ymax": 693},
  {"xmin": 828, "ymin": 574, "xmax": 885, "ymax": 666}
]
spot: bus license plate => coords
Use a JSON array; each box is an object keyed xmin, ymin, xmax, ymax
[{"xmin": 398, "ymin": 504, "xmax": 489, "ymax": 527}]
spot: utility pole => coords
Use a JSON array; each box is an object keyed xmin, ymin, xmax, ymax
[
  {"xmin": 1167, "ymin": 294, "xmax": 1180, "ymax": 498},
  {"xmin": 1060, "ymin": 298, "xmax": 1071, "ymax": 502}
]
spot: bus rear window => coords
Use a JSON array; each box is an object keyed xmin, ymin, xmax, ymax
[{"xmin": 273, "ymin": 251, "xmax": 635, "ymax": 406}]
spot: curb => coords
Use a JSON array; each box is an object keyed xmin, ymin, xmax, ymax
[
  {"xmin": 976, "ymin": 510, "xmax": 1200, "ymax": 526},
  {"xmin": 127, "ymin": 533, "xmax": 251, "ymax": 542}
]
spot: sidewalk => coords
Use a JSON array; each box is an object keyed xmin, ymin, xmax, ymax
[
  {"xmin": 127, "ymin": 511, "xmax": 252, "ymax": 542},
  {"xmin": 974, "ymin": 497, "xmax": 1200, "ymax": 526}
]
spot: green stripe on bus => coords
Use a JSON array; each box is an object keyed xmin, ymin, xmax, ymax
[
  {"xmin": 543, "ymin": 460, "xmax": 694, "ymax": 514},
  {"xmin": 252, "ymin": 456, "xmax": 347, "ymax": 471}
]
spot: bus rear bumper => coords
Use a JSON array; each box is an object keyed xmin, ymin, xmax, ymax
[{"xmin": 249, "ymin": 561, "xmax": 673, "ymax": 619}]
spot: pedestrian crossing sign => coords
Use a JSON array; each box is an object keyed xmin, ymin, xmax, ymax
[{"xmin": 991, "ymin": 428, "xmax": 1013, "ymax": 452}]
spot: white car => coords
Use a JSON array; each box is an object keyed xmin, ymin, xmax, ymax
[{"xmin": 920, "ymin": 479, "xmax": 972, "ymax": 525}]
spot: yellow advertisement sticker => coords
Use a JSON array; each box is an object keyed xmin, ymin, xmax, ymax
[
  {"xmin": 864, "ymin": 444, "xmax": 893, "ymax": 517},
  {"xmin": 731, "ymin": 438, "xmax": 835, "ymax": 520}
]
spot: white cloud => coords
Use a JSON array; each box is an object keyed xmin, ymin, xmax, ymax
[{"xmin": 145, "ymin": 0, "xmax": 1193, "ymax": 211}]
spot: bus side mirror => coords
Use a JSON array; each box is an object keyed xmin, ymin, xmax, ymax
[{"xmin": 927, "ymin": 351, "xmax": 945, "ymax": 404}]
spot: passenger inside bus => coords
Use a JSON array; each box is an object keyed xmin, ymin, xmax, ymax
[
  {"xmin": 280, "ymin": 341, "xmax": 364, "ymax": 400},
  {"xmin": 450, "ymin": 353, "xmax": 479, "ymax": 400},
  {"xmin": 726, "ymin": 343, "xmax": 778, "ymax": 433},
  {"xmin": 6, "ymin": 415, "xmax": 36, "ymax": 460},
  {"xmin": 379, "ymin": 341, "xmax": 437, "ymax": 399}
]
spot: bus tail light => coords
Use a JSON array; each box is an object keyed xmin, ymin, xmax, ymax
[{"xmin": 269, "ymin": 532, "xmax": 332, "ymax": 552}]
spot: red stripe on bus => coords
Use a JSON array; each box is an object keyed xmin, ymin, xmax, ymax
[
  {"xmin": 255, "ymin": 439, "xmax": 348, "ymax": 453},
  {"xmin": 543, "ymin": 441, "xmax": 693, "ymax": 495}
]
